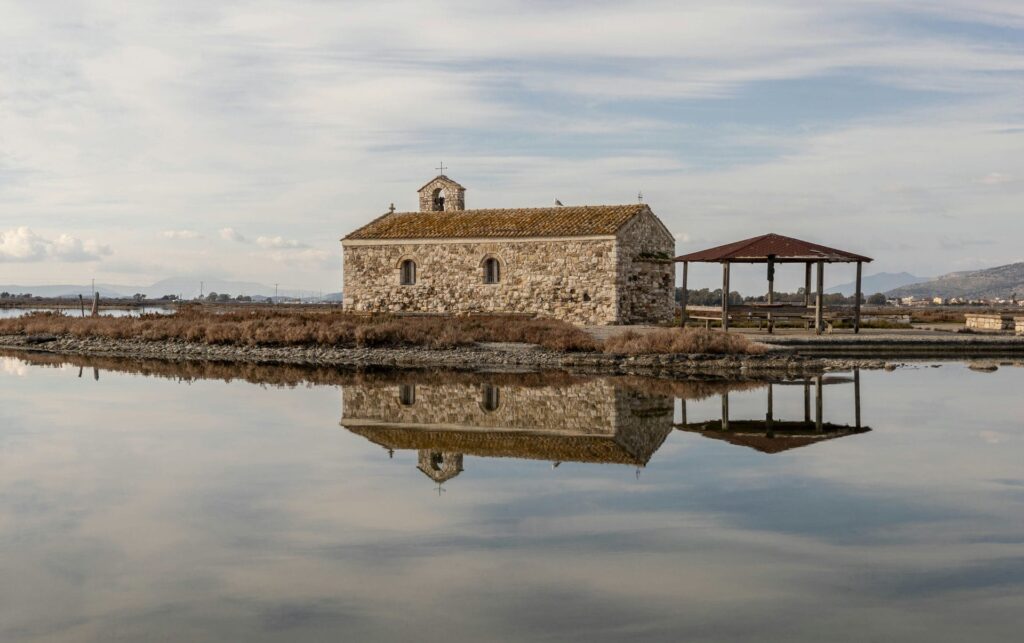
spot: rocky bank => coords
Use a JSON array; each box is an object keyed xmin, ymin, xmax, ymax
[{"xmin": 0, "ymin": 333, "xmax": 894, "ymax": 378}]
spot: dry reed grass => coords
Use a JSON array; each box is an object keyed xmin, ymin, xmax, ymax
[
  {"xmin": 0, "ymin": 309, "xmax": 765, "ymax": 356},
  {"xmin": 603, "ymin": 327, "xmax": 766, "ymax": 356},
  {"xmin": 0, "ymin": 308, "xmax": 599, "ymax": 352}
]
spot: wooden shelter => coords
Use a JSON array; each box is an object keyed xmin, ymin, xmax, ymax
[{"xmin": 675, "ymin": 233, "xmax": 873, "ymax": 334}]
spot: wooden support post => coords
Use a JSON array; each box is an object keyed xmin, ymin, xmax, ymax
[
  {"xmin": 91, "ymin": 292, "xmax": 99, "ymax": 318},
  {"xmin": 680, "ymin": 399, "xmax": 687, "ymax": 426},
  {"xmin": 804, "ymin": 262, "xmax": 812, "ymax": 330},
  {"xmin": 854, "ymin": 261, "xmax": 863, "ymax": 334},
  {"xmin": 815, "ymin": 375, "xmax": 823, "ymax": 433},
  {"xmin": 721, "ymin": 392, "xmax": 730, "ymax": 431},
  {"xmin": 804, "ymin": 263, "xmax": 812, "ymax": 307},
  {"xmin": 78, "ymin": 294, "xmax": 85, "ymax": 318},
  {"xmin": 721, "ymin": 262, "xmax": 731, "ymax": 331},
  {"xmin": 854, "ymin": 368, "xmax": 862, "ymax": 429},
  {"xmin": 815, "ymin": 261, "xmax": 824, "ymax": 335},
  {"xmin": 680, "ymin": 261, "xmax": 689, "ymax": 327},
  {"xmin": 767, "ymin": 256, "xmax": 775, "ymax": 334}
]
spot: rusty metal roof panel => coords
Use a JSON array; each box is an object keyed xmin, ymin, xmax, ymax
[{"xmin": 674, "ymin": 233, "xmax": 872, "ymax": 263}]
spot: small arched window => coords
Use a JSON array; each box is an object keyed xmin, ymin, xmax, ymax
[
  {"xmin": 429, "ymin": 452, "xmax": 446, "ymax": 471},
  {"xmin": 432, "ymin": 188, "xmax": 445, "ymax": 211},
  {"xmin": 399, "ymin": 384, "xmax": 416, "ymax": 405},
  {"xmin": 481, "ymin": 384, "xmax": 501, "ymax": 412},
  {"xmin": 400, "ymin": 259, "xmax": 417, "ymax": 285},
  {"xmin": 483, "ymin": 257, "xmax": 501, "ymax": 284}
]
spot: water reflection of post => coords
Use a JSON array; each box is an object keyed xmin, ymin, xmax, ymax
[
  {"xmin": 721, "ymin": 392, "xmax": 730, "ymax": 431},
  {"xmin": 766, "ymin": 383, "xmax": 774, "ymax": 438},
  {"xmin": 815, "ymin": 375, "xmax": 823, "ymax": 433},
  {"xmin": 854, "ymin": 368, "xmax": 861, "ymax": 429},
  {"xmin": 803, "ymin": 380, "xmax": 811, "ymax": 423}
]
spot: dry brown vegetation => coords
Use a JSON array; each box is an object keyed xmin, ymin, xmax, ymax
[
  {"xmin": 0, "ymin": 308, "xmax": 600, "ymax": 352},
  {"xmin": 603, "ymin": 327, "xmax": 766, "ymax": 356},
  {"xmin": 0, "ymin": 308, "xmax": 771, "ymax": 356}
]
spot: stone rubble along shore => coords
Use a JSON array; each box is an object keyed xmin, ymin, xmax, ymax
[{"xmin": 0, "ymin": 334, "xmax": 891, "ymax": 378}]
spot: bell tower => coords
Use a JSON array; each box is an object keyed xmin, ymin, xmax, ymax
[{"xmin": 418, "ymin": 173, "xmax": 466, "ymax": 212}]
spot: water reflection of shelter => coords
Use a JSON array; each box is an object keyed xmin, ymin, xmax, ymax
[
  {"xmin": 341, "ymin": 377, "xmax": 675, "ymax": 483},
  {"xmin": 676, "ymin": 370, "xmax": 870, "ymax": 453}
]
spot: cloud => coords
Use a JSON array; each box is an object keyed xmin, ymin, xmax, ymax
[
  {"xmin": 975, "ymin": 172, "xmax": 1013, "ymax": 185},
  {"xmin": 256, "ymin": 235, "xmax": 308, "ymax": 249},
  {"xmin": 162, "ymin": 229, "xmax": 203, "ymax": 240},
  {"xmin": 266, "ymin": 248, "xmax": 335, "ymax": 269},
  {"xmin": 0, "ymin": 1, "xmax": 1022, "ymax": 288},
  {"xmin": 0, "ymin": 227, "xmax": 111, "ymax": 263},
  {"xmin": 674, "ymin": 232, "xmax": 691, "ymax": 243},
  {"xmin": 220, "ymin": 228, "xmax": 247, "ymax": 243}
]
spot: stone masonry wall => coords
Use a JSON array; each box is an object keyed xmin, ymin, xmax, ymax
[
  {"xmin": 418, "ymin": 176, "xmax": 465, "ymax": 212},
  {"xmin": 615, "ymin": 210, "xmax": 676, "ymax": 324},
  {"xmin": 342, "ymin": 379, "xmax": 623, "ymax": 434},
  {"xmin": 343, "ymin": 238, "xmax": 620, "ymax": 324},
  {"xmin": 965, "ymin": 313, "xmax": 1013, "ymax": 331}
]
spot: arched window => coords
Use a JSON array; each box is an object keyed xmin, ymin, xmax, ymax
[
  {"xmin": 429, "ymin": 452, "xmax": 446, "ymax": 471},
  {"xmin": 400, "ymin": 259, "xmax": 417, "ymax": 285},
  {"xmin": 399, "ymin": 384, "xmax": 416, "ymax": 405},
  {"xmin": 483, "ymin": 257, "xmax": 501, "ymax": 284},
  {"xmin": 431, "ymin": 188, "xmax": 445, "ymax": 211},
  {"xmin": 481, "ymin": 384, "xmax": 501, "ymax": 412}
]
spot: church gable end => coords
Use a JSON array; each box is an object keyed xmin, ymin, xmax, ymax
[
  {"xmin": 418, "ymin": 175, "xmax": 466, "ymax": 212},
  {"xmin": 614, "ymin": 207, "xmax": 676, "ymax": 324}
]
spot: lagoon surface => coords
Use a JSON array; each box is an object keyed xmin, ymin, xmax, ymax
[
  {"xmin": 0, "ymin": 354, "xmax": 1022, "ymax": 642},
  {"xmin": 0, "ymin": 307, "xmax": 173, "ymax": 319}
]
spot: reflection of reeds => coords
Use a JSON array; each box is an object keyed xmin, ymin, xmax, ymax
[
  {"xmin": 0, "ymin": 308, "xmax": 599, "ymax": 352},
  {"xmin": 1, "ymin": 349, "xmax": 777, "ymax": 397},
  {"xmin": 616, "ymin": 376, "xmax": 768, "ymax": 401}
]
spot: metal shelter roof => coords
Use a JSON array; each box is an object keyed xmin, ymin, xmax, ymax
[{"xmin": 674, "ymin": 233, "xmax": 872, "ymax": 264}]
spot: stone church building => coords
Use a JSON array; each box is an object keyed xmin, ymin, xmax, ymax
[{"xmin": 341, "ymin": 175, "xmax": 674, "ymax": 325}]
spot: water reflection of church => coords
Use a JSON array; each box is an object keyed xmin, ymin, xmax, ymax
[
  {"xmin": 341, "ymin": 377, "xmax": 676, "ymax": 483},
  {"xmin": 341, "ymin": 372, "xmax": 871, "ymax": 484}
]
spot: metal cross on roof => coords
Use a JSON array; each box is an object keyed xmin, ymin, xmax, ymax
[{"xmin": 436, "ymin": 161, "xmax": 448, "ymax": 175}]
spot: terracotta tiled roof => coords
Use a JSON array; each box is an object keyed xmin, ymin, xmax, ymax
[
  {"xmin": 344, "ymin": 204, "xmax": 650, "ymax": 241},
  {"xmin": 344, "ymin": 425, "xmax": 665, "ymax": 466},
  {"xmin": 677, "ymin": 421, "xmax": 870, "ymax": 453},
  {"xmin": 675, "ymin": 233, "xmax": 872, "ymax": 263}
]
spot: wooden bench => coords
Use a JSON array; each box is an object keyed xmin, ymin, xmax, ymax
[{"xmin": 684, "ymin": 304, "xmax": 854, "ymax": 333}]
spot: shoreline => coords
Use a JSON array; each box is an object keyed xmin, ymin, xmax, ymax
[{"xmin": 0, "ymin": 333, "xmax": 983, "ymax": 378}]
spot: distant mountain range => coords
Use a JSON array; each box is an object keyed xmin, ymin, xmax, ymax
[
  {"xmin": 0, "ymin": 279, "xmax": 332, "ymax": 300},
  {"xmin": 826, "ymin": 272, "xmax": 929, "ymax": 297},
  {"xmin": 886, "ymin": 262, "xmax": 1024, "ymax": 300}
]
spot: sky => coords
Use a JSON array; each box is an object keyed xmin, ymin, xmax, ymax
[{"xmin": 0, "ymin": 0, "xmax": 1022, "ymax": 295}]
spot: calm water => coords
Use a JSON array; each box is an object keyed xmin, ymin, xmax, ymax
[
  {"xmin": 0, "ymin": 307, "xmax": 173, "ymax": 319},
  {"xmin": 0, "ymin": 354, "xmax": 1022, "ymax": 642}
]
